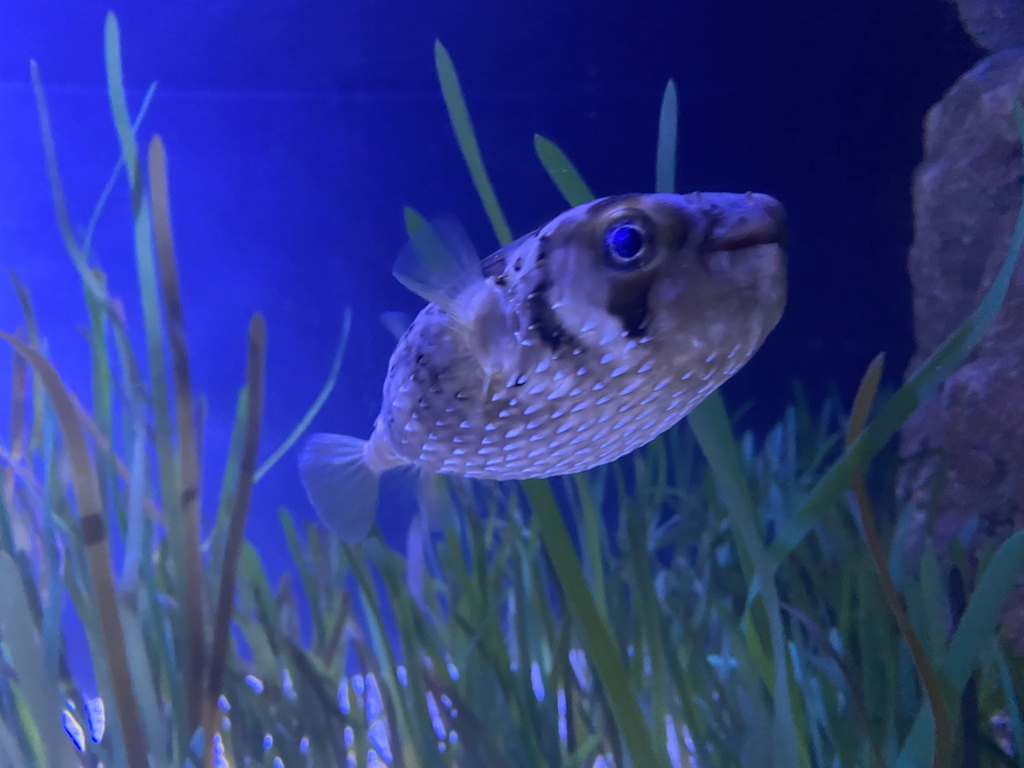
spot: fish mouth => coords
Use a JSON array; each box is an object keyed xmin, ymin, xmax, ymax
[
  {"xmin": 695, "ymin": 193, "xmax": 787, "ymax": 280},
  {"xmin": 699, "ymin": 192, "xmax": 788, "ymax": 253}
]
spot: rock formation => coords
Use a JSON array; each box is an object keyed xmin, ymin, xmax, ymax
[
  {"xmin": 947, "ymin": 0, "xmax": 1024, "ymax": 51},
  {"xmin": 903, "ymin": 4, "xmax": 1024, "ymax": 640}
]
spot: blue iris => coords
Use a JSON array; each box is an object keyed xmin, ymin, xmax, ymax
[{"xmin": 604, "ymin": 222, "xmax": 645, "ymax": 264}]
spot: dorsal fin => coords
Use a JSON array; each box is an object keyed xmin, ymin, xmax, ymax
[{"xmin": 393, "ymin": 208, "xmax": 483, "ymax": 319}]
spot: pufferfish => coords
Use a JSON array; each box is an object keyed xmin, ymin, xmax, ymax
[{"xmin": 300, "ymin": 192, "xmax": 787, "ymax": 540}]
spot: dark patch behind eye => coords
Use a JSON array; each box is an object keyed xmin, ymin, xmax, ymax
[
  {"xmin": 529, "ymin": 276, "xmax": 581, "ymax": 352},
  {"xmin": 607, "ymin": 275, "xmax": 655, "ymax": 338}
]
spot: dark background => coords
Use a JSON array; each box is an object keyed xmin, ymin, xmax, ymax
[{"xmin": 0, "ymin": 0, "xmax": 978, "ymax": 685}]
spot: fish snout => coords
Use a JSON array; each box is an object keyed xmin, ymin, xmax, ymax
[{"xmin": 699, "ymin": 192, "xmax": 788, "ymax": 254}]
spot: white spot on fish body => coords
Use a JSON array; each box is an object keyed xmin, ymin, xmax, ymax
[
  {"xmin": 553, "ymin": 370, "xmax": 567, "ymax": 382},
  {"xmin": 528, "ymin": 383, "xmax": 545, "ymax": 395},
  {"xmin": 592, "ymin": 382, "xmax": 606, "ymax": 392},
  {"xmin": 453, "ymin": 448, "xmax": 466, "ymax": 456},
  {"xmin": 478, "ymin": 447, "xmax": 496, "ymax": 456},
  {"xmin": 624, "ymin": 340, "xmax": 638, "ymax": 352},
  {"xmin": 600, "ymin": 353, "xmax": 615, "ymax": 365},
  {"xmin": 505, "ymin": 426, "xmax": 524, "ymax": 439},
  {"xmin": 619, "ymin": 381, "xmax": 641, "ymax": 396},
  {"xmin": 460, "ymin": 420, "xmax": 472, "ymax": 429},
  {"xmin": 498, "ymin": 410, "xmax": 511, "ymax": 418},
  {"xmin": 637, "ymin": 361, "xmax": 653, "ymax": 374},
  {"xmin": 556, "ymin": 423, "xmax": 572, "ymax": 434},
  {"xmin": 595, "ymin": 395, "xmax": 612, "ymax": 406},
  {"xmin": 527, "ymin": 447, "xmax": 545, "ymax": 459},
  {"xmin": 523, "ymin": 403, "xmax": 540, "ymax": 415},
  {"xmin": 570, "ymin": 400, "xmax": 591, "ymax": 413},
  {"xmin": 535, "ymin": 359, "xmax": 551, "ymax": 374},
  {"xmin": 610, "ymin": 366, "xmax": 629, "ymax": 377},
  {"xmin": 484, "ymin": 422, "xmax": 497, "ymax": 431},
  {"xmin": 576, "ymin": 367, "xmax": 587, "ymax": 377},
  {"xmin": 569, "ymin": 387, "xmax": 583, "ymax": 397}
]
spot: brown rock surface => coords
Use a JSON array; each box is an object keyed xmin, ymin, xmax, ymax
[
  {"xmin": 948, "ymin": 0, "xmax": 1024, "ymax": 51},
  {"xmin": 901, "ymin": 50, "xmax": 1024, "ymax": 614}
]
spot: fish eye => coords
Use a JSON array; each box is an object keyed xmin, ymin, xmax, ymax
[{"xmin": 602, "ymin": 211, "xmax": 655, "ymax": 270}]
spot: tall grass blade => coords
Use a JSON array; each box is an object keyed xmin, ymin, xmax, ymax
[
  {"xmin": 204, "ymin": 314, "xmax": 267, "ymax": 767},
  {"xmin": 254, "ymin": 309, "xmax": 351, "ymax": 483},
  {"xmin": 655, "ymin": 80, "xmax": 678, "ymax": 194},
  {"xmin": 533, "ymin": 135, "xmax": 594, "ymax": 207},
  {"xmin": 846, "ymin": 353, "xmax": 950, "ymax": 768},
  {"xmin": 434, "ymin": 40, "xmax": 512, "ymax": 246},
  {"xmin": 149, "ymin": 134, "xmax": 206, "ymax": 733}
]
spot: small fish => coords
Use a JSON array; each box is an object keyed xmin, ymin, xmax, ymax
[{"xmin": 301, "ymin": 192, "xmax": 787, "ymax": 540}]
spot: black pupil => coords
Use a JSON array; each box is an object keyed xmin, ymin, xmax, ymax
[{"xmin": 606, "ymin": 223, "xmax": 644, "ymax": 261}]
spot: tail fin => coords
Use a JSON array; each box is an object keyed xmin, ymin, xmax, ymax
[{"xmin": 298, "ymin": 434, "xmax": 380, "ymax": 542}]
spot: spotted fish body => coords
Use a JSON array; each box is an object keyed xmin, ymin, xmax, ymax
[{"xmin": 301, "ymin": 192, "xmax": 787, "ymax": 539}]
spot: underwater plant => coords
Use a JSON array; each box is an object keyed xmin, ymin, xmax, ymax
[{"xmin": 1, "ymin": 11, "xmax": 1024, "ymax": 768}]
